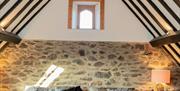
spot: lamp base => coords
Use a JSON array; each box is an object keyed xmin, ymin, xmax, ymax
[{"xmin": 154, "ymin": 83, "xmax": 169, "ymax": 91}]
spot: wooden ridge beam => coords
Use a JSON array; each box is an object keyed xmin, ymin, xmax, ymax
[{"xmin": 150, "ymin": 31, "xmax": 180, "ymax": 47}]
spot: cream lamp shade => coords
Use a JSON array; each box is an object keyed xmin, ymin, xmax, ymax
[{"xmin": 151, "ymin": 70, "xmax": 170, "ymax": 83}]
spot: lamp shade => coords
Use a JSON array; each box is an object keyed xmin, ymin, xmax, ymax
[{"xmin": 151, "ymin": 70, "xmax": 170, "ymax": 83}]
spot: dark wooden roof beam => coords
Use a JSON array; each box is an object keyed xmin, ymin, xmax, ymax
[
  {"xmin": 150, "ymin": 31, "xmax": 180, "ymax": 47},
  {"xmin": 0, "ymin": 27, "xmax": 21, "ymax": 44}
]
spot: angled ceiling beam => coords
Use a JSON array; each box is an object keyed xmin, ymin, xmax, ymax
[
  {"xmin": 0, "ymin": 27, "xmax": 21, "ymax": 44},
  {"xmin": 173, "ymin": 0, "xmax": 180, "ymax": 8},
  {"xmin": 0, "ymin": 0, "xmax": 10, "ymax": 10},
  {"xmin": 150, "ymin": 31, "xmax": 180, "ymax": 47}
]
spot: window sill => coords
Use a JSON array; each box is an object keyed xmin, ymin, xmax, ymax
[{"xmin": 69, "ymin": 29, "xmax": 103, "ymax": 31}]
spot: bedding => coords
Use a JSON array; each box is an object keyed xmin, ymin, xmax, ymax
[{"xmin": 25, "ymin": 86, "xmax": 135, "ymax": 91}]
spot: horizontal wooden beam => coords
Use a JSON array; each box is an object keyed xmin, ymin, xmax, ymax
[
  {"xmin": 150, "ymin": 31, "xmax": 180, "ymax": 47},
  {"xmin": 0, "ymin": 28, "xmax": 21, "ymax": 44}
]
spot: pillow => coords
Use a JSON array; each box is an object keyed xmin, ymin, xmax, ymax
[{"xmin": 63, "ymin": 86, "xmax": 83, "ymax": 91}]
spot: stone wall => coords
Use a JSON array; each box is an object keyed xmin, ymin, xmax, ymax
[{"xmin": 0, "ymin": 40, "xmax": 179, "ymax": 91}]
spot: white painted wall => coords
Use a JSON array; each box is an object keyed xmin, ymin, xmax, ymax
[{"xmin": 19, "ymin": 0, "xmax": 153, "ymax": 42}]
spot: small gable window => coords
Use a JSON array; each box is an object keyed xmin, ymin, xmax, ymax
[{"xmin": 68, "ymin": 0, "xmax": 104, "ymax": 30}]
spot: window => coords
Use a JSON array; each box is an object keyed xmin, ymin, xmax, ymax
[
  {"xmin": 68, "ymin": 0, "xmax": 104, "ymax": 30},
  {"xmin": 78, "ymin": 5, "xmax": 95, "ymax": 29},
  {"xmin": 79, "ymin": 9, "xmax": 93, "ymax": 29}
]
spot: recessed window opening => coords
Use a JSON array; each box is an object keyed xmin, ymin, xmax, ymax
[{"xmin": 68, "ymin": 0, "xmax": 104, "ymax": 30}]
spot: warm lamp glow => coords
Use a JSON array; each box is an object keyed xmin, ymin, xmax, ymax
[
  {"xmin": 0, "ymin": 21, "xmax": 7, "ymax": 28},
  {"xmin": 0, "ymin": 60, "xmax": 8, "ymax": 68},
  {"xmin": 0, "ymin": 25, "xmax": 4, "ymax": 31},
  {"xmin": 164, "ymin": 24, "xmax": 172, "ymax": 31},
  {"xmin": 160, "ymin": 20, "xmax": 173, "ymax": 32},
  {"xmin": 151, "ymin": 70, "xmax": 170, "ymax": 83}
]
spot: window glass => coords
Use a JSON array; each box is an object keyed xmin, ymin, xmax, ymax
[{"xmin": 79, "ymin": 10, "xmax": 93, "ymax": 29}]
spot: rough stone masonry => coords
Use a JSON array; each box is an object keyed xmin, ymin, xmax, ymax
[{"xmin": 0, "ymin": 40, "xmax": 179, "ymax": 91}]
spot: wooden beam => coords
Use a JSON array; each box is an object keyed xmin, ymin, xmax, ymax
[
  {"xmin": 163, "ymin": 45, "xmax": 180, "ymax": 66},
  {"xmin": 159, "ymin": 0, "xmax": 180, "ymax": 24},
  {"xmin": 138, "ymin": 0, "xmax": 167, "ymax": 33},
  {"xmin": 0, "ymin": 0, "xmax": 10, "ymax": 10},
  {"xmin": 122, "ymin": 0, "xmax": 156, "ymax": 38},
  {"xmin": 0, "ymin": 0, "xmax": 22, "ymax": 21},
  {"xmin": 11, "ymin": 0, "xmax": 43, "ymax": 33},
  {"xmin": 0, "ymin": 28, "xmax": 21, "ymax": 44},
  {"xmin": 173, "ymin": 0, "xmax": 180, "ymax": 8},
  {"xmin": 15, "ymin": 0, "xmax": 51, "ymax": 34},
  {"xmin": 148, "ymin": 0, "xmax": 177, "ymax": 32},
  {"xmin": 150, "ymin": 31, "xmax": 180, "ymax": 47},
  {"xmin": 3, "ymin": 0, "xmax": 34, "ymax": 29}
]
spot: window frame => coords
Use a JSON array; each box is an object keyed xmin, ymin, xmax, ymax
[{"xmin": 68, "ymin": 0, "xmax": 104, "ymax": 30}]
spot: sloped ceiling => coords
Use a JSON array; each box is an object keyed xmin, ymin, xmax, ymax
[
  {"xmin": 122, "ymin": 0, "xmax": 179, "ymax": 66},
  {"xmin": 0, "ymin": 0, "xmax": 51, "ymax": 50},
  {"xmin": 19, "ymin": 0, "xmax": 152, "ymax": 42}
]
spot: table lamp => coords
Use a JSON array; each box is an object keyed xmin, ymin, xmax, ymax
[{"xmin": 151, "ymin": 70, "xmax": 170, "ymax": 91}]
